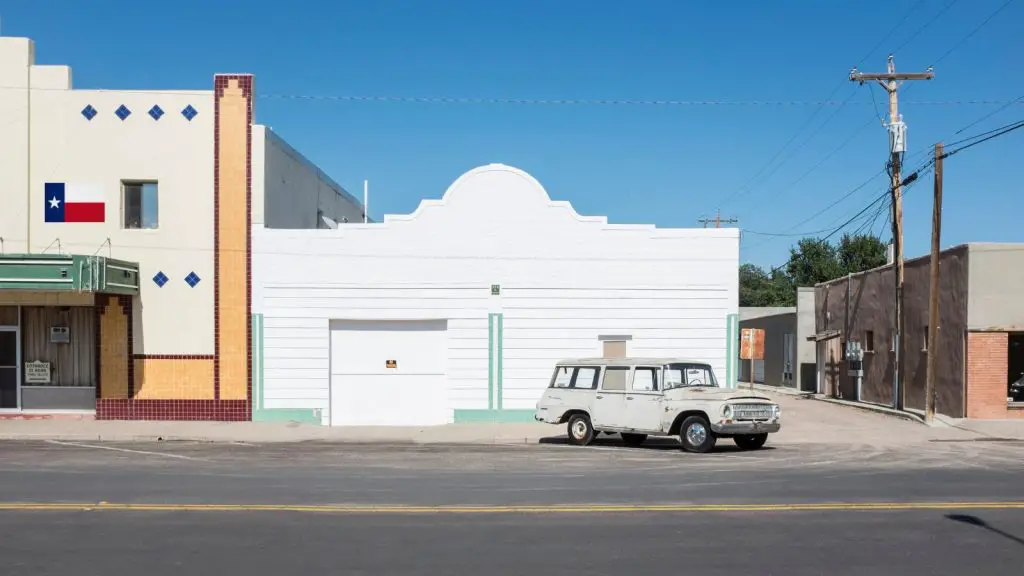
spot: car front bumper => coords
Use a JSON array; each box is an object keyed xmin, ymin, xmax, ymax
[{"xmin": 711, "ymin": 420, "xmax": 781, "ymax": 435}]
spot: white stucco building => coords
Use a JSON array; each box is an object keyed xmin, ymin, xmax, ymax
[
  {"xmin": 253, "ymin": 164, "xmax": 741, "ymax": 425},
  {"xmin": 0, "ymin": 36, "xmax": 363, "ymax": 418}
]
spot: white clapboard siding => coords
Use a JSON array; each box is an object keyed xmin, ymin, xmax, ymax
[{"xmin": 252, "ymin": 164, "xmax": 739, "ymax": 423}]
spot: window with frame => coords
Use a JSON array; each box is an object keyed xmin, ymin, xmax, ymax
[
  {"xmin": 122, "ymin": 181, "xmax": 159, "ymax": 229},
  {"xmin": 602, "ymin": 366, "xmax": 630, "ymax": 391},
  {"xmin": 570, "ymin": 367, "xmax": 600, "ymax": 390},
  {"xmin": 631, "ymin": 367, "xmax": 659, "ymax": 392},
  {"xmin": 550, "ymin": 366, "xmax": 572, "ymax": 388}
]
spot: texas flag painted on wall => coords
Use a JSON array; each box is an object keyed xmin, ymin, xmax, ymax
[{"xmin": 44, "ymin": 183, "xmax": 106, "ymax": 223}]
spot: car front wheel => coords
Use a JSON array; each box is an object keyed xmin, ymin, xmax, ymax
[
  {"xmin": 679, "ymin": 415, "xmax": 716, "ymax": 453},
  {"xmin": 566, "ymin": 414, "xmax": 595, "ymax": 446},
  {"xmin": 734, "ymin": 433, "xmax": 768, "ymax": 450}
]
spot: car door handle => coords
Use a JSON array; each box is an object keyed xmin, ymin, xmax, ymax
[
  {"xmin": 596, "ymin": 395, "xmax": 604, "ymax": 399},
  {"xmin": 626, "ymin": 396, "xmax": 634, "ymax": 400}
]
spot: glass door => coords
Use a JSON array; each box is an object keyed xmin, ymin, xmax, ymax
[{"xmin": 0, "ymin": 328, "xmax": 18, "ymax": 409}]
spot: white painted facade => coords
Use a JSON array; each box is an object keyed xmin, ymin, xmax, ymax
[
  {"xmin": 253, "ymin": 164, "xmax": 740, "ymax": 426},
  {"xmin": 0, "ymin": 36, "xmax": 363, "ymax": 357}
]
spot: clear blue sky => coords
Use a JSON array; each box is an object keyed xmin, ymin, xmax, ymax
[{"xmin": 4, "ymin": 0, "xmax": 1022, "ymax": 268}]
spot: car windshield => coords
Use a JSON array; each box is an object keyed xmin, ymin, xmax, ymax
[{"xmin": 663, "ymin": 363, "xmax": 718, "ymax": 390}]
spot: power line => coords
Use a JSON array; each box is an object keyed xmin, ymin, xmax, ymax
[
  {"xmin": 714, "ymin": 0, "xmax": 930, "ymax": 212},
  {"xmin": 930, "ymin": 0, "xmax": 1018, "ymax": 66}
]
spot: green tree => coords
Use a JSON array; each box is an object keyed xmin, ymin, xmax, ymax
[
  {"xmin": 785, "ymin": 238, "xmax": 844, "ymax": 287},
  {"xmin": 740, "ymin": 233, "xmax": 888, "ymax": 307},
  {"xmin": 838, "ymin": 233, "xmax": 887, "ymax": 273}
]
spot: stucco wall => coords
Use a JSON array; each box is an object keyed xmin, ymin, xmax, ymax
[
  {"xmin": 967, "ymin": 244, "xmax": 1024, "ymax": 331},
  {"xmin": 0, "ymin": 38, "xmax": 32, "ymax": 254},
  {"xmin": 796, "ymin": 287, "xmax": 816, "ymax": 392},
  {"xmin": 253, "ymin": 164, "xmax": 739, "ymax": 423},
  {"xmin": 815, "ymin": 246, "xmax": 969, "ymax": 417},
  {"xmin": 254, "ymin": 126, "xmax": 365, "ymax": 229},
  {"xmin": 738, "ymin": 308, "xmax": 796, "ymax": 387},
  {"xmin": 1, "ymin": 37, "xmax": 215, "ymax": 355}
]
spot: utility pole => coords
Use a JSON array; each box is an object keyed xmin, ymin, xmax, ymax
[
  {"xmin": 699, "ymin": 209, "xmax": 738, "ymax": 228},
  {"xmin": 850, "ymin": 55, "xmax": 934, "ymax": 411},
  {"xmin": 925, "ymin": 142, "xmax": 943, "ymax": 423}
]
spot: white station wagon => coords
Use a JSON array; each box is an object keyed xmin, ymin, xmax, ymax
[{"xmin": 534, "ymin": 357, "xmax": 781, "ymax": 453}]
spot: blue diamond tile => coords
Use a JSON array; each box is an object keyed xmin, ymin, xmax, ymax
[
  {"xmin": 152, "ymin": 271, "xmax": 169, "ymax": 287},
  {"xmin": 148, "ymin": 105, "xmax": 164, "ymax": 120},
  {"xmin": 184, "ymin": 271, "xmax": 201, "ymax": 288},
  {"xmin": 115, "ymin": 104, "xmax": 132, "ymax": 120},
  {"xmin": 181, "ymin": 104, "xmax": 198, "ymax": 121},
  {"xmin": 81, "ymin": 105, "xmax": 97, "ymax": 121}
]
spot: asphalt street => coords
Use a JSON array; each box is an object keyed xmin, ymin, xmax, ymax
[{"xmin": 2, "ymin": 438, "xmax": 1023, "ymax": 574}]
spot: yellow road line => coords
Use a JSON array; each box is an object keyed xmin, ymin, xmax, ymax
[{"xmin": 1, "ymin": 501, "xmax": 1024, "ymax": 514}]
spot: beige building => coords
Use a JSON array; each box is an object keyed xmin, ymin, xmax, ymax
[{"xmin": 0, "ymin": 36, "xmax": 363, "ymax": 419}]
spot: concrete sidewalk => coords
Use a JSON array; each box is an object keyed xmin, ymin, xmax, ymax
[{"xmin": 0, "ymin": 419, "xmax": 557, "ymax": 445}]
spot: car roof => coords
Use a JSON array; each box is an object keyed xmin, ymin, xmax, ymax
[{"xmin": 553, "ymin": 357, "xmax": 713, "ymax": 367}]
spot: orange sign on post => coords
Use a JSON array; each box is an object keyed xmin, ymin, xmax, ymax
[{"xmin": 740, "ymin": 328, "xmax": 765, "ymax": 361}]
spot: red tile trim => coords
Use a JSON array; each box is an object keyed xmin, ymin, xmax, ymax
[
  {"xmin": 213, "ymin": 76, "xmax": 222, "ymax": 401},
  {"xmin": 96, "ymin": 399, "xmax": 249, "ymax": 421}
]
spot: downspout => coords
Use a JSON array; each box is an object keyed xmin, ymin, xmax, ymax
[{"xmin": 845, "ymin": 273, "xmax": 852, "ymax": 398}]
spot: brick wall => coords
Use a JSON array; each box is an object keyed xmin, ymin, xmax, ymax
[{"xmin": 965, "ymin": 332, "xmax": 1015, "ymax": 419}]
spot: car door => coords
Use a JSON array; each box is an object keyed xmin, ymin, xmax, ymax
[
  {"xmin": 624, "ymin": 366, "xmax": 663, "ymax": 432},
  {"xmin": 591, "ymin": 366, "xmax": 630, "ymax": 429}
]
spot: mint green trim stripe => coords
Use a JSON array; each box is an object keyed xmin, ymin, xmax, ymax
[
  {"xmin": 726, "ymin": 313, "xmax": 739, "ymax": 388},
  {"xmin": 487, "ymin": 314, "xmax": 495, "ymax": 410},
  {"xmin": 496, "ymin": 313, "xmax": 503, "ymax": 410},
  {"xmin": 454, "ymin": 409, "xmax": 536, "ymax": 423},
  {"xmin": 250, "ymin": 313, "xmax": 319, "ymax": 424}
]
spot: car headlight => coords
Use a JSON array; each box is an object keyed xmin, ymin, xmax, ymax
[
  {"xmin": 721, "ymin": 404, "xmax": 733, "ymax": 419},
  {"xmin": 772, "ymin": 404, "xmax": 781, "ymax": 419}
]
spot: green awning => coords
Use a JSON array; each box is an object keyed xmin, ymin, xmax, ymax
[{"xmin": 0, "ymin": 254, "xmax": 140, "ymax": 295}]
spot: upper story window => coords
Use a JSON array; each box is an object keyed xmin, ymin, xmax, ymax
[{"xmin": 122, "ymin": 181, "xmax": 159, "ymax": 229}]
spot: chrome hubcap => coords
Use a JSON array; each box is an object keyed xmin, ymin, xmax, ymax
[
  {"xmin": 686, "ymin": 423, "xmax": 707, "ymax": 446},
  {"xmin": 572, "ymin": 420, "xmax": 588, "ymax": 439}
]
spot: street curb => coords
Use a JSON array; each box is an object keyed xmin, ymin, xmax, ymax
[
  {"xmin": 810, "ymin": 396, "xmax": 927, "ymax": 425},
  {"xmin": 0, "ymin": 433, "xmax": 552, "ymax": 445}
]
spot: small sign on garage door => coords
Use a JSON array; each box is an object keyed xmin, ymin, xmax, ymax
[{"xmin": 386, "ymin": 359, "xmax": 397, "ymax": 369}]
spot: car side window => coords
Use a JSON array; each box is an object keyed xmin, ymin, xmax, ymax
[
  {"xmin": 631, "ymin": 367, "xmax": 659, "ymax": 392},
  {"xmin": 571, "ymin": 367, "xmax": 600, "ymax": 390},
  {"xmin": 602, "ymin": 367, "xmax": 629, "ymax": 391},
  {"xmin": 550, "ymin": 367, "xmax": 572, "ymax": 388}
]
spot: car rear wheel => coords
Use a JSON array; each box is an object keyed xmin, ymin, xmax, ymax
[
  {"xmin": 566, "ymin": 414, "xmax": 595, "ymax": 446},
  {"xmin": 621, "ymin": 433, "xmax": 647, "ymax": 446},
  {"xmin": 679, "ymin": 415, "xmax": 716, "ymax": 453},
  {"xmin": 734, "ymin": 433, "xmax": 768, "ymax": 450}
]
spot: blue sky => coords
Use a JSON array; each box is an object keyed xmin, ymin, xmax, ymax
[{"xmin": 4, "ymin": 0, "xmax": 1022, "ymax": 268}]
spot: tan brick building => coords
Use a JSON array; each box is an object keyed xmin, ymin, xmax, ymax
[{"xmin": 812, "ymin": 244, "xmax": 1024, "ymax": 420}]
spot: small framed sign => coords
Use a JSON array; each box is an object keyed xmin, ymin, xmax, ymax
[
  {"xmin": 385, "ymin": 360, "xmax": 397, "ymax": 369},
  {"xmin": 50, "ymin": 326, "xmax": 70, "ymax": 344},
  {"xmin": 25, "ymin": 361, "xmax": 52, "ymax": 384},
  {"xmin": 490, "ymin": 284, "xmax": 501, "ymax": 296}
]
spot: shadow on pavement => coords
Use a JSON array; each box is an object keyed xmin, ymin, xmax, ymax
[
  {"xmin": 538, "ymin": 435, "xmax": 777, "ymax": 454},
  {"xmin": 947, "ymin": 514, "xmax": 1024, "ymax": 547}
]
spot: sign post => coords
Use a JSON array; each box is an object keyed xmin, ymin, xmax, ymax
[{"xmin": 739, "ymin": 328, "xmax": 765, "ymax": 390}]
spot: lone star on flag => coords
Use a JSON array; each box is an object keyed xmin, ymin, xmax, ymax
[{"xmin": 49, "ymin": 196, "xmax": 61, "ymax": 209}]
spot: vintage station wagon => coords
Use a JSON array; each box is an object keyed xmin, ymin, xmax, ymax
[{"xmin": 534, "ymin": 357, "xmax": 781, "ymax": 453}]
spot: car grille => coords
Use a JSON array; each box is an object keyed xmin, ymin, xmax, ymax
[{"xmin": 732, "ymin": 403, "xmax": 774, "ymax": 421}]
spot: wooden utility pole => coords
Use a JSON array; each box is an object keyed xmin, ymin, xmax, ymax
[
  {"xmin": 699, "ymin": 209, "xmax": 738, "ymax": 228},
  {"xmin": 850, "ymin": 55, "xmax": 934, "ymax": 411},
  {"xmin": 925, "ymin": 142, "xmax": 943, "ymax": 423}
]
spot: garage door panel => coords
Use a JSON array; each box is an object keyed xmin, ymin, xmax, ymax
[{"xmin": 329, "ymin": 319, "xmax": 449, "ymax": 426}]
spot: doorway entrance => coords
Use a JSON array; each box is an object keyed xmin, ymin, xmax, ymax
[{"xmin": 0, "ymin": 326, "xmax": 19, "ymax": 409}]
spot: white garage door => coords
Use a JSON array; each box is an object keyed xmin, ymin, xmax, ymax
[{"xmin": 329, "ymin": 319, "xmax": 449, "ymax": 426}]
